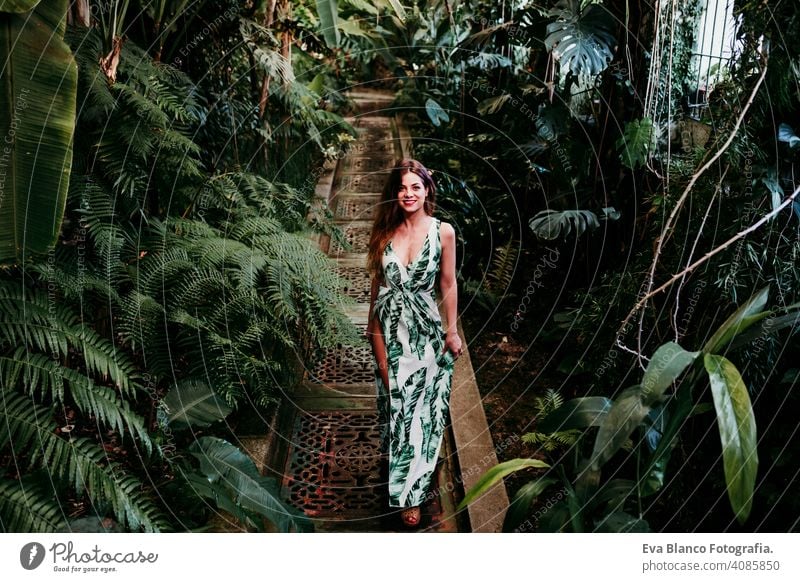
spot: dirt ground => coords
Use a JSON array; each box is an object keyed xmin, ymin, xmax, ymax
[{"xmin": 461, "ymin": 313, "xmax": 556, "ymax": 500}]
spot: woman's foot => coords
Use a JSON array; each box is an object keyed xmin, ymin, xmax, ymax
[{"xmin": 400, "ymin": 506, "xmax": 421, "ymax": 527}]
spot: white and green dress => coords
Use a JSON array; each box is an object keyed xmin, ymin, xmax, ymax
[{"xmin": 373, "ymin": 216, "xmax": 456, "ymax": 508}]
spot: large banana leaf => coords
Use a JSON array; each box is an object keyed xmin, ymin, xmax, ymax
[
  {"xmin": 0, "ymin": 0, "xmax": 76, "ymax": 264},
  {"xmin": 316, "ymin": 0, "xmax": 340, "ymax": 48}
]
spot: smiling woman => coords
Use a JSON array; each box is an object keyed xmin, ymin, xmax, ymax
[{"xmin": 365, "ymin": 158, "xmax": 463, "ymax": 528}]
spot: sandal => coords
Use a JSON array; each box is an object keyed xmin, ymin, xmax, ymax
[{"xmin": 400, "ymin": 506, "xmax": 421, "ymax": 528}]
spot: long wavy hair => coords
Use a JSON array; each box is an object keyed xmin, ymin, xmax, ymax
[{"xmin": 367, "ymin": 159, "xmax": 437, "ymax": 279}]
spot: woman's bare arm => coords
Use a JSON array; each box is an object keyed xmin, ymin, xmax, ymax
[{"xmin": 439, "ymin": 222, "xmax": 462, "ymax": 355}]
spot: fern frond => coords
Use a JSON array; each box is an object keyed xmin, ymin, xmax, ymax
[
  {"xmin": 1, "ymin": 348, "xmax": 150, "ymax": 451},
  {"xmin": 487, "ymin": 240, "xmax": 519, "ymax": 293},
  {"xmin": 0, "ymin": 478, "xmax": 65, "ymax": 532},
  {"xmin": 1, "ymin": 392, "xmax": 168, "ymax": 532},
  {"xmin": 534, "ymin": 388, "xmax": 565, "ymax": 417}
]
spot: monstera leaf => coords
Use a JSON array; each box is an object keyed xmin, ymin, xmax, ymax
[
  {"xmin": 617, "ymin": 117, "xmax": 656, "ymax": 169},
  {"xmin": 0, "ymin": 0, "xmax": 77, "ymax": 264},
  {"xmin": 529, "ymin": 208, "xmax": 619, "ymax": 240},
  {"xmin": 545, "ymin": 0, "xmax": 616, "ymax": 78}
]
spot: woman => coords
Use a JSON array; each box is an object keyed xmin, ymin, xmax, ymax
[{"xmin": 366, "ymin": 158, "xmax": 463, "ymax": 528}]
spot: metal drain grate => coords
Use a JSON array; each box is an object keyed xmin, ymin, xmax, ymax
[
  {"xmin": 308, "ymin": 343, "xmax": 376, "ymax": 384},
  {"xmin": 352, "ymin": 138, "xmax": 395, "ymax": 155},
  {"xmin": 282, "ymin": 410, "xmax": 385, "ymax": 516},
  {"xmin": 357, "ymin": 117, "xmax": 392, "ymax": 128}
]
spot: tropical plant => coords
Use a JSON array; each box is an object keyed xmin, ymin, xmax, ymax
[
  {"xmin": 460, "ymin": 287, "xmax": 800, "ymax": 531},
  {"xmin": 520, "ymin": 389, "xmax": 582, "ymax": 452},
  {"xmin": 184, "ymin": 437, "xmax": 313, "ymax": 532},
  {"xmin": 617, "ymin": 118, "xmax": 657, "ymax": 169},
  {"xmin": 544, "ymin": 0, "xmax": 616, "ymax": 80},
  {"xmin": 0, "ymin": 283, "xmax": 169, "ymax": 532},
  {"xmin": 0, "ymin": 0, "xmax": 77, "ymax": 264},
  {"xmin": 1, "ymin": 3, "xmax": 360, "ymax": 532},
  {"xmin": 159, "ymin": 382, "xmax": 312, "ymax": 532},
  {"xmin": 528, "ymin": 208, "xmax": 619, "ymax": 241}
]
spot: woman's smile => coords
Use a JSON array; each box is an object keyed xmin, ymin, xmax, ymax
[{"xmin": 397, "ymin": 171, "xmax": 426, "ymax": 211}]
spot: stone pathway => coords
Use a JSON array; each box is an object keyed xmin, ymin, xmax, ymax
[{"xmin": 280, "ymin": 89, "xmax": 461, "ymax": 532}]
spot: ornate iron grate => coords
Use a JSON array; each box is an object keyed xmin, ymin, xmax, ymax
[
  {"xmin": 352, "ymin": 138, "xmax": 395, "ymax": 155},
  {"xmin": 356, "ymin": 126, "xmax": 393, "ymax": 141},
  {"xmin": 357, "ymin": 117, "xmax": 392, "ymax": 128},
  {"xmin": 328, "ymin": 223, "xmax": 371, "ymax": 255},
  {"xmin": 336, "ymin": 172, "xmax": 389, "ymax": 193},
  {"xmin": 308, "ymin": 343, "xmax": 376, "ymax": 385},
  {"xmin": 334, "ymin": 265, "xmax": 371, "ymax": 303},
  {"xmin": 340, "ymin": 156, "xmax": 390, "ymax": 175},
  {"xmin": 332, "ymin": 195, "xmax": 379, "ymax": 220},
  {"xmin": 282, "ymin": 410, "xmax": 385, "ymax": 516}
]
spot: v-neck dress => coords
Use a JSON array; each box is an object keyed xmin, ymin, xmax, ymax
[{"xmin": 372, "ymin": 217, "xmax": 456, "ymax": 508}]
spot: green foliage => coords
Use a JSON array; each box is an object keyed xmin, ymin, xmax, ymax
[
  {"xmin": 456, "ymin": 458, "xmax": 550, "ymax": 511},
  {"xmin": 521, "ymin": 389, "xmax": 582, "ymax": 452},
  {"xmin": 316, "ymin": 0, "xmax": 341, "ymax": 47},
  {"xmin": 617, "ymin": 118, "xmax": 656, "ymax": 169},
  {"xmin": 545, "ymin": 0, "xmax": 616, "ymax": 79},
  {"xmin": 425, "ymin": 97, "xmax": 451, "ymax": 127},
  {"xmin": 0, "ymin": 477, "xmax": 65, "ymax": 533},
  {"xmin": 187, "ymin": 437, "xmax": 313, "ymax": 532},
  {"xmin": 485, "ymin": 240, "xmax": 518, "ymax": 294},
  {"xmin": 1, "ymin": 391, "xmax": 169, "ymax": 531},
  {"xmin": 1, "ymin": 7, "xmax": 360, "ymax": 532},
  {"xmin": 529, "ymin": 208, "xmax": 619, "ymax": 240},
  {"xmin": 0, "ymin": 0, "xmax": 77, "ymax": 264},
  {"xmin": 0, "ymin": 283, "xmax": 151, "ymax": 451},
  {"xmin": 464, "ymin": 288, "xmax": 800, "ymax": 530},
  {"xmin": 162, "ymin": 380, "xmax": 234, "ymax": 429},
  {"xmin": 704, "ymin": 354, "xmax": 758, "ymax": 524}
]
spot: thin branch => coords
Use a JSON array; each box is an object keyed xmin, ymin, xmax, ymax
[
  {"xmin": 622, "ymin": 184, "xmax": 800, "ymax": 331},
  {"xmin": 672, "ymin": 164, "xmax": 729, "ymax": 341},
  {"xmin": 628, "ymin": 53, "xmax": 769, "ymax": 352}
]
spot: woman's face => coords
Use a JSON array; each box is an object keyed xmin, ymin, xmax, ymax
[{"xmin": 397, "ymin": 171, "xmax": 427, "ymax": 213}]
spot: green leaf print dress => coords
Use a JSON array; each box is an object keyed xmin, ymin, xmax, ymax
[{"xmin": 373, "ymin": 217, "xmax": 456, "ymax": 508}]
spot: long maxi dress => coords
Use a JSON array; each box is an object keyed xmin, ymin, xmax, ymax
[{"xmin": 372, "ymin": 216, "xmax": 456, "ymax": 508}]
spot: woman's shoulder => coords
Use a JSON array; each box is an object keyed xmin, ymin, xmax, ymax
[{"xmin": 436, "ymin": 218, "xmax": 455, "ymax": 239}]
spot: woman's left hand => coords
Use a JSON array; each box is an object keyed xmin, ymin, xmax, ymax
[{"xmin": 444, "ymin": 331, "xmax": 463, "ymax": 360}]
